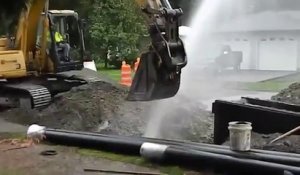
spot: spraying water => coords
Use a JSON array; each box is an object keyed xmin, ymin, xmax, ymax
[
  {"xmin": 144, "ymin": 0, "xmax": 285, "ymax": 139},
  {"xmin": 144, "ymin": 0, "xmax": 226, "ymax": 139}
]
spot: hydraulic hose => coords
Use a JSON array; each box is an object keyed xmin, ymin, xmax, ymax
[{"xmin": 161, "ymin": 0, "xmax": 172, "ymax": 9}]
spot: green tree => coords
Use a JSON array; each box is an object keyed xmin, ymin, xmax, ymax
[
  {"xmin": 0, "ymin": 0, "xmax": 28, "ymax": 35},
  {"xmin": 88, "ymin": 0, "xmax": 147, "ymax": 67}
]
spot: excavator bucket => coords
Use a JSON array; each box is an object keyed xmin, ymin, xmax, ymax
[
  {"xmin": 127, "ymin": 51, "xmax": 181, "ymax": 101},
  {"xmin": 127, "ymin": 0, "xmax": 187, "ymax": 101}
]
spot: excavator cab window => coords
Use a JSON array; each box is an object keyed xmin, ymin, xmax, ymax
[
  {"xmin": 65, "ymin": 16, "xmax": 82, "ymax": 58},
  {"xmin": 36, "ymin": 12, "xmax": 84, "ymax": 72},
  {"xmin": 50, "ymin": 14, "xmax": 83, "ymax": 63}
]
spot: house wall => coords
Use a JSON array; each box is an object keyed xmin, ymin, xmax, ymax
[{"xmin": 216, "ymin": 31, "xmax": 300, "ymax": 71}]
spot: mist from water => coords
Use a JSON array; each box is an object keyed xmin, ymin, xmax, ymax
[
  {"xmin": 144, "ymin": 0, "xmax": 225, "ymax": 138},
  {"xmin": 144, "ymin": 0, "xmax": 281, "ymax": 138}
]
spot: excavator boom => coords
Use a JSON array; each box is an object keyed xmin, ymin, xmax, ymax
[{"xmin": 127, "ymin": 0, "xmax": 187, "ymax": 101}]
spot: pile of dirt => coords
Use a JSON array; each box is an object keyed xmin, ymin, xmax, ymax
[
  {"xmin": 253, "ymin": 133, "xmax": 300, "ymax": 154},
  {"xmin": 0, "ymin": 81, "xmax": 132, "ymax": 132},
  {"xmin": 271, "ymin": 82, "xmax": 300, "ymax": 104},
  {"xmin": 265, "ymin": 83, "xmax": 300, "ymax": 153},
  {"xmin": 0, "ymin": 70, "xmax": 213, "ymax": 142}
]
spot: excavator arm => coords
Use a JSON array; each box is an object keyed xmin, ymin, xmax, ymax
[{"xmin": 127, "ymin": 0, "xmax": 187, "ymax": 101}]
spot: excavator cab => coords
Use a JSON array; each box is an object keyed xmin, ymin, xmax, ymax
[
  {"xmin": 37, "ymin": 10, "xmax": 86, "ymax": 73},
  {"xmin": 127, "ymin": 0, "xmax": 187, "ymax": 101}
]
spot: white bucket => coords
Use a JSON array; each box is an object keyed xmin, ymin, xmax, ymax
[{"xmin": 228, "ymin": 121, "xmax": 252, "ymax": 151}]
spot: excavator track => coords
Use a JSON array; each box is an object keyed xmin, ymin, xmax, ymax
[{"xmin": 1, "ymin": 83, "xmax": 51, "ymax": 109}]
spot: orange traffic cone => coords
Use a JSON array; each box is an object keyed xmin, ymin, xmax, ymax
[
  {"xmin": 134, "ymin": 57, "xmax": 140, "ymax": 72},
  {"xmin": 120, "ymin": 61, "xmax": 132, "ymax": 87}
]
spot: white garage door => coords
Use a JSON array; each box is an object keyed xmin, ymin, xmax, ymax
[
  {"xmin": 223, "ymin": 40, "xmax": 251, "ymax": 69},
  {"xmin": 259, "ymin": 39, "xmax": 298, "ymax": 71}
]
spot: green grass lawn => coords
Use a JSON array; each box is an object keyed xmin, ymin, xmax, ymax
[
  {"xmin": 100, "ymin": 68, "xmax": 121, "ymax": 82},
  {"xmin": 78, "ymin": 149, "xmax": 184, "ymax": 175},
  {"xmin": 97, "ymin": 63, "xmax": 137, "ymax": 82},
  {"xmin": 231, "ymin": 81, "xmax": 292, "ymax": 92},
  {"xmin": 96, "ymin": 62, "xmax": 122, "ymax": 82}
]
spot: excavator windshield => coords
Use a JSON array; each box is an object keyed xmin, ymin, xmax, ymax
[{"xmin": 36, "ymin": 11, "xmax": 84, "ymax": 63}]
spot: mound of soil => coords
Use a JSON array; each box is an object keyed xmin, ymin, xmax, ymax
[
  {"xmin": 0, "ymin": 69, "xmax": 213, "ymax": 142},
  {"xmin": 271, "ymin": 82, "xmax": 300, "ymax": 104},
  {"xmin": 0, "ymin": 81, "xmax": 136, "ymax": 132},
  {"xmin": 267, "ymin": 83, "xmax": 300, "ymax": 153}
]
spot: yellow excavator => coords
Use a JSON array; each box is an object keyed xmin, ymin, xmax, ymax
[
  {"xmin": 0, "ymin": 0, "xmax": 91, "ymax": 108},
  {"xmin": 0, "ymin": 0, "xmax": 187, "ymax": 109}
]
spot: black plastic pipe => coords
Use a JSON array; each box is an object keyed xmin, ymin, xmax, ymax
[
  {"xmin": 44, "ymin": 130, "xmax": 143, "ymax": 155},
  {"xmin": 147, "ymin": 145, "xmax": 300, "ymax": 175},
  {"xmin": 27, "ymin": 125, "xmax": 300, "ymax": 173},
  {"xmin": 44, "ymin": 128, "xmax": 300, "ymax": 166},
  {"xmin": 47, "ymin": 129, "xmax": 300, "ymax": 159},
  {"xmin": 46, "ymin": 128, "xmax": 300, "ymax": 157}
]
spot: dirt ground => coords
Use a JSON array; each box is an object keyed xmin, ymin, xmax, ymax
[
  {"xmin": 223, "ymin": 132, "xmax": 300, "ymax": 154},
  {"xmin": 0, "ymin": 140, "xmax": 161, "ymax": 175},
  {"xmin": 249, "ymin": 83, "xmax": 300, "ymax": 154},
  {"xmin": 252, "ymin": 133, "xmax": 300, "ymax": 154},
  {"xmin": 272, "ymin": 82, "xmax": 300, "ymax": 104},
  {"xmin": 0, "ymin": 68, "xmax": 215, "ymax": 174},
  {"xmin": 1, "ymin": 68, "xmax": 300, "ymax": 174},
  {"xmin": 1, "ymin": 69, "xmax": 299, "ymax": 148}
]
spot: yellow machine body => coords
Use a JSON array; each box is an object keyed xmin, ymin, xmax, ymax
[{"xmin": 0, "ymin": 0, "xmax": 50, "ymax": 79}]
